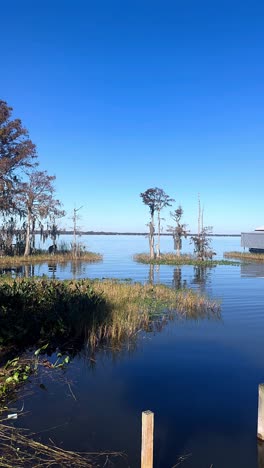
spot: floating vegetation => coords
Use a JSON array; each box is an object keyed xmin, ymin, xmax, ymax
[
  {"xmin": 224, "ymin": 251, "xmax": 264, "ymax": 262},
  {"xmin": 134, "ymin": 253, "xmax": 238, "ymax": 266}
]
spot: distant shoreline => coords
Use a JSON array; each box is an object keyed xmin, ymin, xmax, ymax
[{"xmin": 39, "ymin": 231, "xmax": 241, "ymax": 237}]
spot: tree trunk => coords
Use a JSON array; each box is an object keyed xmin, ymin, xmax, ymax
[
  {"xmin": 24, "ymin": 211, "xmax": 31, "ymax": 256},
  {"xmin": 156, "ymin": 210, "xmax": 161, "ymax": 258},
  {"xmin": 149, "ymin": 212, "xmax": 155, "ymax": 259}
]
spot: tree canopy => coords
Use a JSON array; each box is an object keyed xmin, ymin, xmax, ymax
[{"xmin": 0, "ymin": 100, "xmax": 37, "ymax": 213}]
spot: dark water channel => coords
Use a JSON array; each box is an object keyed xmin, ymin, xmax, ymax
[{"xmin": 5, "ymin": 236, "xmax": 264, "ymax": 467}]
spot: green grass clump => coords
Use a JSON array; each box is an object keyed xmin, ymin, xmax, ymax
[
  {"xmin": 224, "ymin": 251, "xmax": 264, "ymax": 262},
  {"xmin": 0, "ymin": 278, "xmax": 104, "ymax": 348},
  {"xmin": 134, "ymin": 253, "xmax": 237, "ymax": 266}
]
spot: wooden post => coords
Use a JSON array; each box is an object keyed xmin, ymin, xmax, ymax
[
  {"xmin": 257, "ymin": 440, "xmax": 264, "ymax": 468},
  {"xmin": 141, "ymin": 410, "xmax": 154, "ymax": 468},
  {"xmin": 258, "ymin": 384, "xmax": 264, "ymax": 440}
]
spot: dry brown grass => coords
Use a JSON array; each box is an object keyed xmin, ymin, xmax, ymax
[
  {"xmin": 224, "ymin": 251, "xmax": 264, "ymax": 262},
  {"xmin": 0, "ymin": 421, "xmax": 122, "ymax": 467}
]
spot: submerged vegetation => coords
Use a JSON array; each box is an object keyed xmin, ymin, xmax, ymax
[
  {"xmin": 224, "ymin": 251, "xmax": 264, "ymax": 262},
  {"xmin": 134, "ymin": 253, "xmax": 238, "ymax": 267}
]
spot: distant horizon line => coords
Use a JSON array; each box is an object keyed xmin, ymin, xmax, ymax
[{"xmin": 35, "ymin": 230, "xmax": 241, "ymax": 237}]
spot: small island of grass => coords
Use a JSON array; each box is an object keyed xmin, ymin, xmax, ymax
[
  {"xmin": 0, "ymin": 250, "xmax": 102, "ymax": 267},
  {"xmin": 134, "ymin": 252, "xmax": 238, "ymax": 267}
]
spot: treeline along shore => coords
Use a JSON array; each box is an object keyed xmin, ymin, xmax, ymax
[{"xmin": 33, "ymin": 230, "xmax": 241, "ymax": 237}]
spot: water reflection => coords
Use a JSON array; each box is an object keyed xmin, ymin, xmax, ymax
[
  {"xmin": 191, "ymin": 265, "xmax": 215, "ymax": 292},
  {"xmin": 172, "ymin": 267, "xmax": 187, "ymax": 289},
  {"xmin": 0, "ymin": 264, "xmax": 36, "ymax": 278},
  {"xmin": 70, "ymin": 261, "xmax": 86, "ymax": 278},
  {"xmin": 148, "ymin": 264, "xmax": 215, "ymax": 292},
  {"xmin": 148, "ymin": 264, "xmax": 161, "ymax": 284},
  {"xmin": 241, "ymin": 263, "xmax": 264, "ymax": 278},
  {"xmin": 48, "ymin": 263, "xmax": 57, "ymax": 279}
]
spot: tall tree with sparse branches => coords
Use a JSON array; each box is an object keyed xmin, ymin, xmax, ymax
[
  {"xmin": 140, "ymin": 188, "xmax": 157, "ymax": 258},
  {"xmin": 167, "ymin": 205, "xmax": 188, "ymax": 256},
  {"xmin": 0, "ymin": 100, "xmax": 37, "ymax": 213},
  {"xmin": 140, "ymin": 187, "xmax": 174, "ymax": 258}
]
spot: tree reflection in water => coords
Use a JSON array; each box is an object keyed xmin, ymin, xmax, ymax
[
  {"xmin": 192, "ymin": 265, "xmax": 215, "ymax": 293},
  {"xmin": 172, "ymin": 267, "xmax": 187, "ymax": 290},
  {"xmin": 48, "ymin": 263, "xmax": 57, "ymax": 279}
]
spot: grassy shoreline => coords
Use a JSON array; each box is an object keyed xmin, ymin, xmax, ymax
[
  {"xmin": 134, "ymin": 252, "xmax": 238, "ymax": 266},
  {"xmin": 0, "ymin": 276, "xmax": 220, "ymax": 466},
  {"xmin": 0, "ymin": 277, "xmax": 220, "ymax": 397}
]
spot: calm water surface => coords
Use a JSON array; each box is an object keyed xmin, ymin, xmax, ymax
[{"xmin": 10, "ymin": 236, "xmax": 264, "ymax": 467}]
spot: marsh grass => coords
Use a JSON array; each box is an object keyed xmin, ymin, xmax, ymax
[
  {"xmin": 224, "ymin": 251, "xmax": 264, "ymax": 262},
  {"xmin": 0, "ymin": 251, "xmax": 102, "ymax": 267},
  {"xmin": 0, "ymin": 277, "xmax": 220, "ymax": 352},
  {"xmin": 0, "ymin": 278, "xmax": 220, "ymax": 404},
  {"xmin": 134, "ymin": 253, "xmax": 237, "ymax": 266},
  {"xmin": 86, "ymin": 280, "xmax": 220, "ymax": 347},
  {"xmin": 0, "ymin": 278, "xmax": 219, "ymax": 466}
]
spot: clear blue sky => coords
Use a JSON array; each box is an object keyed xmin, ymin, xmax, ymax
[{"xmin": 1, "ymin": 0, "xmax": 264, "ymax": 233}]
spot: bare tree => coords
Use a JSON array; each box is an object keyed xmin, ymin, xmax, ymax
[
  {"xmin": 191, "ymin": 196, "xmax": 215, "ymax": 261},
  {"xmin": 16, "ymin": 171, "xmax": 65, "ymax": 256},
  {"xmin": 167, "ymin": 205, "xmax": 188, "ymax": 256},
  {"xmin": 0, "ymin": 100, "xmax": 37, "ymax": 214},
  {"xmin": 71, "ymin": 206, "xmax": 83, "ymax": 258}
]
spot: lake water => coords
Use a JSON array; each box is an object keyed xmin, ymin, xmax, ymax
[{"xmin": 10, "ymin": 235, "xmax": 264, "ymax": 467}]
